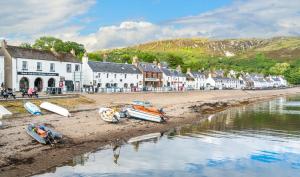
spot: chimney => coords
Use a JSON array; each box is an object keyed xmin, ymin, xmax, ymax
[
  {"xmin": 1, "ymin": 40, "xmax": 7, "ymax": 48},
  {"xmin": 187, "ymin": 68, "xmax": 191, "ymax": 73},
  {"xmin": 158, "ymin": 62, "xmax": 162, "ymax": 69},
  {"xmin": 153, "ymin": 60, "xmax": 157, "ymax": 65},
  {"xmin": 82, "ymin": 52, "xmax": 89, "ymax": 63},
  {"xmin": 102, "ymin": 53, "xmax": 108, "ymax": 62},
  {"xmin": 176, "ymin": 65, "xmax": 181, "ymax": 72},
  {"xmin": 132, "ymin": 56, "xmax": 139, "ymax": 67},
  {"xmin": 70, "ymin": 48, "xmax": 76, "ymax": 56}
]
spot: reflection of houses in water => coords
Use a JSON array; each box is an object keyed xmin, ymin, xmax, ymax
[{"xmin": 72, "ymin": 153, "xmax": 91, "ymax": 166}]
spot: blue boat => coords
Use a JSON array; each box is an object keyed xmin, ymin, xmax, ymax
[{"xmin": 24, "ymin": 102, "xmax": 42, "ymax": 115}]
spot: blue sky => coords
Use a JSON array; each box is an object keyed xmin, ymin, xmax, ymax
[
  {"xmin": 79, "ymin": 0, "xmax": 232, "ymax": 34},
  {"xmin": 0, "ymin": 0, "xmax": 299, "ymax": 51}
]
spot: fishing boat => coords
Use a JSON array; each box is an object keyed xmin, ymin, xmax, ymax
[
  {"xmin": 26, "ymin": 124, "xmax": 62, "ymax": 145},
  {"xmin": 24, "ymin": 102, "xmax": 42, "ymax": 115},
  {"xmin": 128, "ymin": 132, "xmax": 162, "ymax": 143},
  {"xmin": 125, "ymin": 105, "xmax": 165, "ymax": 123},
  {"xmin": 0, "ymin": 105, "xmax": 12, "ymax": 119},
  {"xmin": 40, "ymin": 102, "xmax": 71, "ymax": 117},
  {"xmin": 99, "ymin": 107, "xmax": 120, "ymax": 123}
]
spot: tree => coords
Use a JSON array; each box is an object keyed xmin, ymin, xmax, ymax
[
  {"xmin": 32, "ymin": 36, "xmax": 86, "ymax": 58},
  {"xmin": 19, "ymin": 43, "xmax": 32, "ymax": 49},
  {"xmin": 269, "ymin": 63, "xmax": 290, "ymax": 75}
]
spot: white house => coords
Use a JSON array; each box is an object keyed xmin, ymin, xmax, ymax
[
  {"xmin": 0, "ymin": 40, "xmax": 82, "ymax": 92},
  {"xmin": 186, "ymin": 69, "xmax": 206, "ymax": 90},
  {"xmin": 160, "ymin": 65, "xmax": 186, "ymax": 91},
  {"xmin": 205, "ymin": 74, "xmax": 241, "ymax": 90},
  {"xmin": 82, "ymin": 54, "xmax": 143, "ymax": 92},
  {"xmin": 0, "ymin": 50, "xmax": 4, "ymax": 86}
]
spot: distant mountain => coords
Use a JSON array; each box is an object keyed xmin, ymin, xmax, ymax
[{"xmin": 90, "ymin": 37, "xmax": 300, "ymax": 84}]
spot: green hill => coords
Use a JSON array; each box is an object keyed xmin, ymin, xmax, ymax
[{"xmin": 89, "ymin": 37, "xmax": 300, "ymax": 84}]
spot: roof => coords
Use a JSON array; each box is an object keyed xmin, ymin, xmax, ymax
[
  {"xmin": 162, "ymin": 67, "xmax": 186, "ymax": 77},
  {"xmin": 213, "ymin": 77, "xmax": 237, "ymax": 81},
  {"xmin": 138, "ymin": 62, "xmax": 162, "ymax": 73},
  {"xmin": 5, "ymin": 45, "xmax": 80, "ymax": 63},
  {"xmin": 88, "ymin": 61, "xmax": 142, "ymax": 74},
  {"xmin": 190, "ymin": 71, "xmax": 205, "ymax": 78}
]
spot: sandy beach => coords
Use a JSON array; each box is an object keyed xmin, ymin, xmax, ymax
[{"xmin": 1, "ymin": 88, "xmax": 300, "ymax": 177}]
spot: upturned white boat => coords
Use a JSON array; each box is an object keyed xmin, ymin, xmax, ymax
[
  {"xmin": 40, "ymin": 102, "xmax": 71, "ymax": 117},
  {"xmin": 24, "ymin": 102, "xmax": 42, "ymax": 115},
  {"xmin": 125, "ymin": 107, "xmax": 164, "ymax": 123},
  {"xmin": 0, "ymin": 105, "xmax": 12, "ymax": 119},
  {"xmin": 99, "ymin": 107, "xmax": 120, "ymax": 123}
]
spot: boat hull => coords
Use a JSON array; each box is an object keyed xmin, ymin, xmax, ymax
[
  {"xmin": 40, "ymin": 102, "xmax": 70, "ymax": 117},
  {"xmin": 126, "ymin": 108, "xmax": 163, "ymax": 123},
  {"xmin": 24, "ymin": 102, "xmax": 42, "ymax": 115},
  {"xmin": 99, "ymin": 108, "xmax": 120, "ymax": 123},
  {"xmin": 26, "ymin": 124, "xmax": 62, "ymax": 144}
]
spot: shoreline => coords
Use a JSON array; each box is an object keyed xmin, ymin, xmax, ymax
[{"xmin": 0, "ymin": 88, "xmax": 300, "ymax": 177}]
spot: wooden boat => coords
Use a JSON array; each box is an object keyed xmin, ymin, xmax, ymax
[
  {"xmin": 40, "ymin": 102, "xmax": 71, "ymax": 117},
  {"xmin": 24, "ymin": 102, "xmax": 42, "ymax": 115},
  {"xmin": 126, "ymin": 105, "xmax": 164, "ymax": 123},
  {"xmin": 26, "ymin": 124, "xmax": 62, "ymax": 144},
  {"xmin": 99, "ymin": 107, "xmax": 120, "ymax": 123},
  {"xmin": 128, "ymin": 133, "xmax": 161, "ymax": 143},
  {"xmin": 0, "ymin": 105, "xmax": 12, "ymax": 119}
]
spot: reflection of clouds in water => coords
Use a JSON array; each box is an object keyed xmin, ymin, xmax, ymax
[{"xmin": 35, "ymin": 96, "xmax": 300, "ymax": 177}]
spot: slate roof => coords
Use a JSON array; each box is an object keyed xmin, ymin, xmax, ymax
[
  {"xmin": 4, "ymin": 45, "xmax": 80, "ymax": 63},
  {"xmin": 190, "ymin": 71, "xmax": 206, "ymax": 78},
  {"xmin": 88, "ymin": 61, "xmax": 142, "ymax": 74},
  {"xmin": 161, "ymin": 67, "xmax": 186, "ymax": 77},
  {"xmin": 138, "ymin": 62, "xmax": 162, "ymax": 73}
]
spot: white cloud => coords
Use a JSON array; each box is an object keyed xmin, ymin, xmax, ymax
[{"xmin": 1, "ymin": 0, "xmax": 300, "ymax": 51}]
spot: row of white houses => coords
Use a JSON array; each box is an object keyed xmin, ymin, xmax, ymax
[{"xmin": 0, "ymin": 40, "xmax": 288, "ymax": 93}]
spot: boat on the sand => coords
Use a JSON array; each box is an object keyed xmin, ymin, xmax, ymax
[
  {"xmin": 99, "ymin": 107, "xmax": 120, "ymax": 123},
  {"xmin": 24, "ymin": 102, "xmax": 42, "ymax": 115},
  {"xmin": 0, "ymin": 105, "xmax": 12, "ymax": 119},
  {"xmin": 132, "ymin": 100, "xmax": 152, "ymax": 107},
  {"xmin": 125, "ymin": 105, "xmax": 165, "ymax": 123},
  {"xmin": 40, "ymin": 102, "xmax": 71, "ymax": 117},
  {"xmin": 26, "ymin": 124, "xmax": 62, "ymax": 145}
]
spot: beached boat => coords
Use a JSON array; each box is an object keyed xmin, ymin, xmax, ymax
[
  {"xmin": 128, "ymin": 132, "xmax": 162, "ymax": 143},
  {"xmin": 24, "ymin": 102, "xmax": 42, "ymax": 115},
  {"xmin": 26, "ymin": 124, "xmax": 62, "ymax": 144},
  {"xmin": 40, "ymin": 102, "xmax": 71, "ymax": 117},
  {"xmin": 125, "ymin": 105, "xmax": 165, "ymax": 123},
  {"xmin": 132, "ymin": 100, "xmax": 152, "ymax": 107},
  {"xmin": 0, "ymin": 105, "xmax": 12, "ymax": 119},
  {"xmin": 99, "ymin": 107, "xmax": 120, "ymax": 123}
]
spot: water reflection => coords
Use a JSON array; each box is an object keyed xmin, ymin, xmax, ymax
[{"xmin": 35, "ymin": 96, "xmax": 300, "ymax": 177}]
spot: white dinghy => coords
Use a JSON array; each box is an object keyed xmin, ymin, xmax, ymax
[
  {"xmin": 0, "ymin": 105, "xmax": 12, "ymax": 119},
  {"xmin": 40, "ymin": 102, "xmax": 71, "ymax": 117},
  {"xmin": 125, "ymin": 107, "xmax": 164, "ymax": 123},
  {"xmin": 99, "ymin": 107, "xmax": 120, "ymax": 123}
]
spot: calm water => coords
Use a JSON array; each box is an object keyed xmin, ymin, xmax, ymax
[{"xmin": 35, "ymin": 96, "xmax": 300, "ymax": 177}]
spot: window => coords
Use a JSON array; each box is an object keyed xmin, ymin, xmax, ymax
[
  {"xmin": 114, "ymin": 74, "xmax": 117, "ymax": 78},
  {"xmin": 137, "ymin": 74, "xmax": 139, "ymax": 79},
  {"xmin": 50, "ymin": 63, "xmax": 55, "ymax": 72},
  {"xmin": 98, "ymin": 73, "xmax": 101, "ymax": 77},
  {"xmin": 125, "ymin": 74, "xmax": 127, "ymax": 79},
  {"xmin": 75, "ymin": 64, "xmax": 80, "ymax": 72},
  {"xmin": 66, "ymin": 64, "xmax": 72, "ymax": 73},
  {"xmin": 107, "ymin": 73, "xmax": 109, "ymax": 78},
  {"xmin": 22, "ymin": 61, "xmax": 28, "ymax": 70},
  {"xmin": 37, "ymin": 62, "xmax": 42, "ymax": 71}
]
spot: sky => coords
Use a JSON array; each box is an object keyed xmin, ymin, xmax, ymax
[{"xmin": 0, "ymin": 0, "xmax": 299, "ymax": 51}]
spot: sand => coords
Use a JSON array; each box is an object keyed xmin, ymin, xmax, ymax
[{"xmin": 1, "ymin": 88, "xmax": 300, "ymax": 177}]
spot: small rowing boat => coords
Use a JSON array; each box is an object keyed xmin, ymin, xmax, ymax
[
  {"xmin": 24, "ymin": 102, "xmax": 42, "ymax": 115},
  {"xmin": 26, "ymin": 124, "xmax": 62, "ymax": 145},
  {"xmin": 125, "ymin": 105, "xmax": 164, "ymax": 123},
  {"xmin": 99, "ymin": 107, "xmax": 120, "ymax": 123},
  {"xmin": 132, "ymin": 100, "xmax": 152, "ymax": 107},
  {"xmin": 40, "ymin": 102, "xmax": 70, "ymax": 117}
]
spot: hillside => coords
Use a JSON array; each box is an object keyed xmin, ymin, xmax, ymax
[{"xmin": 89, "ymin": 37, "xmax": 300, "ymax": 84}]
